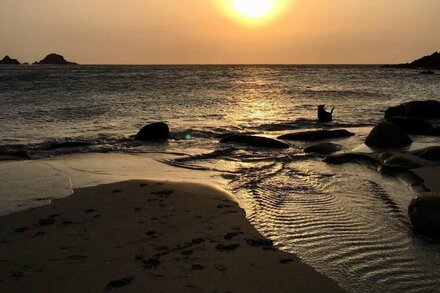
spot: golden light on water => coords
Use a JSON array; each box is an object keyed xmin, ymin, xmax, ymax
[{"xmin": 220, "ymin": 0, "xmax": 288, "ymax": 25}]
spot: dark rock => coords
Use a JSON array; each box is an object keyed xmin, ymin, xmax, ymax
[
  {"xmin": 0, "ymin": 56, "xmax": 20, "ymax": 65},
  {"xmin": 278, "ymin": 129, "xmax": 354, "ymax": 141},
  {"xmin": 382, "ymin": 52, "xmax": 440, "ymax": 69},
  {"xmin": 324, "ymin": 153, "xmax": 378, "ymax": 165},
  {"xmin": 304, "ymin": 143, "xmax": 342, "ymax": 155},
  {"xmin": 34, "ymin": 53, "xmax": 77, "ymax": 65},
  {"xmin": 0, "ymin": 145, "xmax": 31, "ymax": 159},
  {"xmin": 379, "ymin": 153, "xmax": 426, "ymax": 170},
  {"xmin": 429, "ymin": 126, "xmax": 440, "ymax": 136},
  {"xmin": 135, "ymin": 122, "xmax": 170, "ymax": 141},
  {"xmin": 409, "ymin": 193, "xmax": 440, "ymax": 237},
  {"xmin": 384, "ymin": 100, "xmax": 440, "ymax": 119},
  {"xmin": 411, "ymin": 146, "xmax": 440, "ymax": 161},
  {"xmin": 220, "ymin": 135, "xmax": 290, "ymax": 149},
  {"xmin": 365, "ymin": 122, "xmax": 412, "ymax": 149},
  {"xmin": 387, "ymin": 117, "xmax": 432, "ymax": 134}
]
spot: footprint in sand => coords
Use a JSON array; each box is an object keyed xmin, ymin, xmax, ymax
[
  {"xmin": 214, "ymin": 264, "xmax": 227, "ymax": 272},
  {"xmin": 146, "ymin": 230, "xmax": 156, "ymax": 236},
  {"xmin": 9, "ymin": 271, "xmax": 24, "ymax": 280},
  {"xmin": 216, "ymin": 244, "xmax": 240, "ymax": 252},
  {"xmin": 105, "ymin": 276, "xmax": 134, "ymax": 290},
  {"xmin": 62, "ymin": 255, "xmax": 88, "ymax": 261},
  {"xmin": 151, "ymin": 190, "xmax": 174, "ymax": 196},
  {"xmin": 37, "ymin": 218, "xmax": 55, "ymax": 226},
  {"xmin": 245, "ymin": 238, "xmax": 274, "ymax": 250},
  {"xmin": 142, "ymin": 258, "xmax": 160, "ymax": 269},
  {"xmin": 181, "ymin": 250, "xmax": 193, "ymax": 256},
  {"xmin": 280, "ymin": 258, "xmax": 296, "ymax": 264},
  {"xmin": 224, "ymin": 232, "xmax": 240, "ymax": 240},
  {"xmin": 191, "ymin": 264, "xmax": 204, "ymax": 271},
  {"xmin": 14, "ymin": 227, "xmax": 27, "ymax": 233}
]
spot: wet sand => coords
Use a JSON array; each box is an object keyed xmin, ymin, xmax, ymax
[{"xmin": 0, "ymin": 180, "xmax": 343, "ymax": 292}]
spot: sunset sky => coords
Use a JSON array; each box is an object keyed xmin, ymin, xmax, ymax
[{"xmin": 1, "ymin": 0, "xmax": 439, "ymax": 64}]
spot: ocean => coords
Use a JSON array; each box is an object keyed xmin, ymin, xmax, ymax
[{"xmin": 1, "ymin": 64, "xmax": 440, "ymax": 292}]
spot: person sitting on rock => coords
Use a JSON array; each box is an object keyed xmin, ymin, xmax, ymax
[{"xmin": 317, "ymin": 105, "xmax": 335, "ymax": 123}]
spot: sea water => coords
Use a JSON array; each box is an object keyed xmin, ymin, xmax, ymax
[{"xmin": 1, "ymin": 65, "xmax": 440, "ymax": 292}]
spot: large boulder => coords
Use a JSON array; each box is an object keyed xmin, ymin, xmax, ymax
[
  {"xmin": 387, "ymin": 117, "xmax": 432, "ymax": 134},
  {"xmin": 384, "ymin": 100, "xmax": 440, "ymax": 119},
  {"xmin": 278, "ymin": 129, "xmax": 354, "ymax": 141},
  {"xmin": 409, "ymin": 193, "xmax": 440, "ymax": 237},
  {"xmin": 304, "ymin": 143, "xmax": 342, "ymax": 155},
  {"xmin": 0, "ymin": 55, "xmax": 20, "ymax": 65},
  {"xmin": 429, "ymin": 126, "xmax": 440, "ymax": 136},
  {"xmin": 365, "ymin": 121, "xmax": 412, "ymax": 149},
  {"xmin": 135, "ymin": 122, "xmax": 170, "ymax": 141},
  {"xmin": 220, "ymin": 135, "xmax": 290, "ymax": 149},
  {"xmin": 34, "ymin": 53, "xmax": 77, "ymax": 65}
]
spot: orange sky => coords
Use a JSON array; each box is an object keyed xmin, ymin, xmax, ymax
[{"xmin": 1, "ymin": 0, "xmax": 439, "ymax": 64}]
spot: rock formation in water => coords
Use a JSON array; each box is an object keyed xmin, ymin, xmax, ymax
[
  {"xmin": 387, "ymin": 117, "xmax": 433, "ymax": 135},
  {"xmin": 34, "ymin": 53, "xmax": 78, "ymax": 65},
  {"xmin": 220, "ymin": 135, "xmax": 290, "ymax": 149},
  {"xmin": 278, "ymin": 129, "xmax": 354, "ymax": 141},
  {"xmin": 135, "ymin": 122, "xmax": 170, "ymax": 141},
  {"xmin": 304, "ymin": 143, "xmax": 342, "ymax": 155},
  {"xmin": 383, "ymin": 52, "xmax": 440, "ymax": 69},
  {"xmin": 384, "ymin": 100, "xmax": 440, "ymax": 120},
  {"xmin": 0, "ymin": 56, "xmax": 20, "ymax": 65},
  {"xmin": 408, "ymin": 193, "xmax": 440, "ymax": 237},
  {"xmin": 365, "ymin": 121, "xmax": 413, "ymax": 149}
]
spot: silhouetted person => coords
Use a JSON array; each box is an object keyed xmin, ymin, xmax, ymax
[{"xmin": 317, "ymin": 105, "xmax": 334, "ymax": 123}]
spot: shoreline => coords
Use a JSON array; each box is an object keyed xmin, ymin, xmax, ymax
[{"xmin": 0, "ymin": 179, "xmax": 343, "ymax": 292}]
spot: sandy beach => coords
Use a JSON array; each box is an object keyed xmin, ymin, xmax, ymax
[{"xmin": 0, "ymin": 179, "xmax": 343, "ymax": 292}]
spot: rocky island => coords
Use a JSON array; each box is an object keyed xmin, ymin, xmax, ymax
[
  {"xmin": 0, "ymin": 56, "xmax": 20, "ymax": 65},
  {"xmin": 383, "ymin": 51, "xmax": 440, "ymax": 69},
  {"xmin": 33, "ymin": 53, "xmax": 78, "ymax": 65}
]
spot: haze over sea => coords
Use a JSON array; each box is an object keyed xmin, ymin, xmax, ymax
[{"xmin": 1, "ymin": 65, "xmax": 440, "ymax": 292}]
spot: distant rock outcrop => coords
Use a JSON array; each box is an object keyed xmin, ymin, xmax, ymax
[
  {"xmin": 0, "ymin": 55, "xmax": 20, "ymax": 65},
  {"xmin": 384, "ymin": 100, "xmax": 440, "ymax": 119},
  {"xmin": 34, "ymin": 53, "xmax": 77, "ymax": 65},
  {"xmin": 383, "ymin": 52, "xmax": 440, "ymax": 69}
]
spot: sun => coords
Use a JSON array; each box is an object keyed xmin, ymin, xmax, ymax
[
  {"xmin": 219, "ymin": 0, "xmax": 287, "ymax": 24},
  {"xmin": 232, "ymin": 0, "xmax": 275, "ymax": 19}
]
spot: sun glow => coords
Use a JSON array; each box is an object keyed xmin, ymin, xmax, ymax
[
  {"xmin": 233, "ymin": 0, "xmax": 275, "ymax": 19},
  {"xmin": 220, "ymin": 0, "xmax": 287, "ymax": 25}
]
